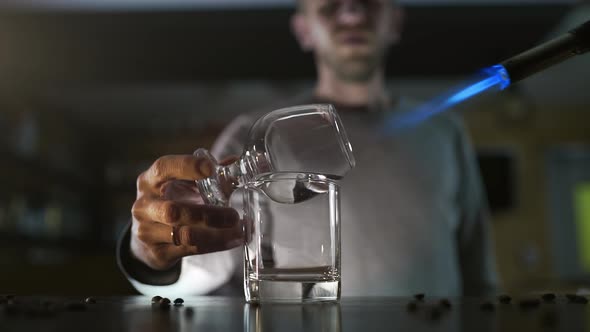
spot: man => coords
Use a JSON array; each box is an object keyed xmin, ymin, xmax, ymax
[{"xmin": 119, "ymin": 0, "xmax": 498, "ymax": 297}]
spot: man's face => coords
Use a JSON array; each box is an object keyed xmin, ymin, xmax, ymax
[{"xmin": 297, "ymin": 0, "xmax": 401, "ymax": 82}]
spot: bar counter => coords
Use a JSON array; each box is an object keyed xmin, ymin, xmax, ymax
[{"xmin": 1, "ymin": 295, "xmax": 586, "ymax": 331}]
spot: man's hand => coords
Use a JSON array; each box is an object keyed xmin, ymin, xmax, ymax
[{"xmin": 130, "ymin": 155, "xmax": 243, "ymax": 271}]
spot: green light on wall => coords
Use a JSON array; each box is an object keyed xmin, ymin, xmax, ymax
[{"xmin": 575, "ymin": 182, "xmax": 590, "ymax": 272}]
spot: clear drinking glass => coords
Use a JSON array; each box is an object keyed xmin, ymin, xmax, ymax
[
  {"xmin": 195, "ymin": 104, "xmax": 355, "ymax": 206},
  {"xmin": 243, "ymin": 172, "xmax": 341, "ymax": 303}
]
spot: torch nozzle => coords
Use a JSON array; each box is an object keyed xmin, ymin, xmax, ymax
[{"xmin": 500, "ymin": 19, "xmax": 590, "ymax": 84}]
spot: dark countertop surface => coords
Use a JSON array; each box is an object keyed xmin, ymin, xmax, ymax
[{"xmin": 0, "ymin": 295, "xmax": 586, "ymax": 332}]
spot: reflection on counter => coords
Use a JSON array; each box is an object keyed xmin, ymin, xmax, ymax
[{"xmin": 244, "ymin": 302, "xmax": 341, "ymax": 332}]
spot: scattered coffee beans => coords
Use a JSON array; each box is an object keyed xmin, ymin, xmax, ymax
[
  {"xmin": 152, "ymin": 296, "xmax": 162, "ymax": 303},
  {"xmin": 566, "ymin": 294, "xmax": 588, "ymax": 304}
]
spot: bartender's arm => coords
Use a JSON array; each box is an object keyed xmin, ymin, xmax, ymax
[
  {"xmin": 117, "ymin": 154, "xmax": 244, "ymax": 296},
  {"xmin": 118, "ymin": 114, "xmax": 254, "ymax": 296}
]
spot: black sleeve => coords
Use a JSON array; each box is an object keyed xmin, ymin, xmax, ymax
[{"xmin": 116, "ymin": 222, "xmax": 182, "ymax": 286}]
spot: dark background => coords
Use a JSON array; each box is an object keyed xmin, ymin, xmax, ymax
[{"xmin": 0, "ymin": 5, "xmax": 569, "ymax": 84}]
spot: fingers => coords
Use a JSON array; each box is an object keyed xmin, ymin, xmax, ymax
[
  {"xmin": 130, "ymin": 152, "xmax": 243, "ymax": 271},
  {"xmin": 133, "ymin": 221, "xmax": 172, "ymax": 245},
  {"xmin": 132, "ymin": 198, "xmax": 239, "ymax": 226},
  {"xmin": 138, "ymin": 155, "xmax": 214, "ymax": 194},
  {"xmin": 131, "ymin": 211, "xmax": 243, "ymax": 270},
  {"xmin": 160, "ymin": 180, "xmax": 202, "ymax": 202},
  {"xmin": 174, "ymin": 223, "xmax": 244, "ymax": 252},
  {"xmin": 134, "ymin": 217, "xmax": 244, "ymax": 247},
  {"xmin": 142, "ymin": 238, "xmax": 242, "ymax": 271},
  {"xmin": 132, "ymin": 222, "xmax": 243, "ymax": 271}
]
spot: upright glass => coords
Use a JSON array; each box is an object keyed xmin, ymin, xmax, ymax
[
  {"xmin": 243, "ymin": 172, "xmax": 341, "ymax": 303},
  {"xmin": 195, "ymin": 104, "xmax": 355, "ymax": 206}
]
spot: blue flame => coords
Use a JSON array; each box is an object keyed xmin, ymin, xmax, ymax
[{"xmin": 381, "ymin": 64, "xmax": 511, "ymax": 133}]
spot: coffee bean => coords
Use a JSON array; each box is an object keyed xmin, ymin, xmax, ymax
[
  {"xmin": 439, "ymin": 299, "xmax": 452, "ymax": 310},
  {"xmin": 480, "ymin": 302, "xmax": 495, "ymax": 312},
  {"xmin": 84, "ymin": 297, "xmax": 96, "ymax": 304},
  {"xmin": 160, "ymin": 298, "xmax": 171, "ymax": 305},
  {"xmin": 414, "ymin": 293, "xmax": 425, "ymax": 301},
  {"xmin": 519, "ymin": 299, "xmax": 541, "ymax": 309},
  {"xmin": 498, "ymin": 295, "xmax": 512, "ymax": 304},
  {"xmin": 185, "ymin": 307, "xmax": 195, "ymax": 318},
  {"xmin": 159, "ymin": 301, "xmax": 171, "ymax": 310},
  {"xmin": 567, "ymin": 295, "xmax": 588, "ymax": 304},
  {"xmin": 152, "ymin": 296, "xmax": 162, "ymax": 303},
  {"xmin": 173, "ymin": 298, "xmax": 184, "ymax": 305},
  {"xmin": 406, "ymin": 301, "xmax": 419, "ymax": 313},
  {"xmin": 541, "ymin": 293, "xmax": 556, "ymax": 302},
  {"xmin": 65, "ymin": 302, "xmax": 87, "ymax": 311}
]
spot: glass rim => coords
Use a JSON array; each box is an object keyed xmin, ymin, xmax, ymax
[{"xmin": 247, "ymin": 172, "xmax": 340, "ymax": 186}]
